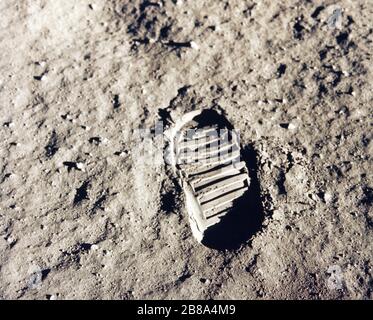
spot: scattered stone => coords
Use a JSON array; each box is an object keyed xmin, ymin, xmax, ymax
[
  {"xmin": 288, "ymin": 122, "xmax": 297, "ymax": 130},
  {"xmin": 63, "ymin": 161, "xmax": 85, "ymax": 172},
  {"xmin": 6, "ymin": 235, "xmax": 17, "ymax": 246},
  {"xmin": 3, "ymin": 121, "xmax": 14, "ymax": 128},
  {"xmin": 190, "ymin": 41, "xmax": 199, "ymax": 50},
  {"xmin": 324, "ymin": 192, "xmax": 333, "ymax": 203},
  {"xmin": 114, "ymin": 150, "xmax": 128, "ymax": 157}
]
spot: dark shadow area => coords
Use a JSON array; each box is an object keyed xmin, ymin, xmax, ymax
[
  {"xmin": 201, "ymin": 144, "xmax": 264, "ymax": 251},
  {"xmin": 193, "ymin": 109, "xmax": 234, "ymax": 131},
  {"xmin": 73, "ymin": 180, "xmax": 90, "ymax": 205}
]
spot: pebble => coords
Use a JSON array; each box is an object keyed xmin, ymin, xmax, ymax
[
  {"xmin": 4, "ymin": 121, "xmax": 14, "ymax": 128},
  {"xmin": 6, "ymin": 235, "xmax": 17, "ymax": 245},
  {"xmin": 76, "ymin": 162, "xmax": 85, "ymax": 171},
  {"xmin": 288, "ymin": 122, "xmax": 297, "ymax": 130},
  {"xmin": 324, "ymin": 192, "xmax": 333, "ymax": 203},
  {"xmin": 190, "ymin": 41, "xmax": 199, "ymax": 50}
]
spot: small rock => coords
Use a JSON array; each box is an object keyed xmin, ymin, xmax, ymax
[
  {"xmin": 76, "ymin": 162, "xmax": 85, "ymax": 171},
  {"xmin": 6, "ymin": 235, "xmax": 17, "ymax": 246},
  {"xmin": 324, "ymin": 192, "xmax": 333, "ymax": 203},
  {"xmin": 288, "ymin": 122, "xmax": 297, "ymax": 130},
  {"xmin": 3, "ymin": 121, "xmax": 14, "ymax": 128},
  {"xmin": 190, "ymin": 41, "xmax": 199, "ymax": 50}
]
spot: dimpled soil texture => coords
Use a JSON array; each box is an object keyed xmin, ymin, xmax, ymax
[{"xmin": 0, "ymin": 0, "xmax": 372, "ymax": 299}]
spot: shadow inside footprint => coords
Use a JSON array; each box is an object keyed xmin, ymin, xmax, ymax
[{"xmin": 201, "ymin": 144, "xmax": 264, "ymax": 250}]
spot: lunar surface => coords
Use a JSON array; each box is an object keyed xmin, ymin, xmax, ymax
[{"xmin": 0, "ymin": 0, "xmax": 372, "ymax": 299}]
